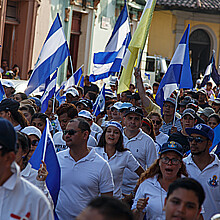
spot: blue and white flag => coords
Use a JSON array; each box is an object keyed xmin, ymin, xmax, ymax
[
  {"xmin": 40, "ymin": 71, "xmax": 57, "ymax": 113},
  {"xmin": 201, "ymin": 54, "xmax": 220, "ymax": 87},
  {"xmin": 29, "ymin": 118, "xmax": 61, "ymax": 209},
  {"xmin": 90, "ymin": 2, "xmax": 131, "ymax": 82},
  {"xmin": 55, "ymin": 84, "xmax": 66, "ymax": 105},
  {"xmin": 64, "ymin": 66, "xmax": 84, "ymax": 91},
  {"xmin": 0, "ymin": 80, "xmax": 5, "ymax": 101},
  {"xmin": 25, "ymin": 13, "xmax": 70, "ymax": 95},
  {"xmin": 93, "ymin": 84, "xmax": 105, "ymax": 116},
  {"xmin": 155, "ymin": 24, "xmax": 193, "ymax": 111}
]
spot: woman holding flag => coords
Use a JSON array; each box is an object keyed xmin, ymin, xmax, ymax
[{"xmin": 15, "ymin": 131, "xmax": 54, "ymax": 208}]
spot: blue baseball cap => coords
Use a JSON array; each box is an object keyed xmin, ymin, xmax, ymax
[
  {"xmin": 160, "ymin": 141, "xmax": 184, "ymax": 157},
  {"xmin": 185, "ymin": 123, "xmax": 214, "ymax": 141}
]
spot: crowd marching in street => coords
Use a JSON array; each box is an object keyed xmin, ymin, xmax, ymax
[{"xmin": 0, "ymin": 0, "xmax": 220, "ymax": 220}]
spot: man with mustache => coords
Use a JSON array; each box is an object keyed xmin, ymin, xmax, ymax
[{"xmin": 183, "ymin": 124, "xmax": 220, "ymax": 220}]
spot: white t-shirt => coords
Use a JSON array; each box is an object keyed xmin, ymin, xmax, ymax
[
  {"xmin": 0, "ymin": 162, "xmax": 54, "ymax": 220},
  {"xmin": 56, "ymin": 148, "xmax": 114, "ymax": 219},
  {"xmin": 156, "ymin": 132, "xmax": 169, "ymax": 147},
  {"xmin": 95, "ymin": 147, "xmax": 140, "ymax": 199},
  {"xmin": 122, "ymin": 129, "xmax": 157, "ymax": 194},
  {"xmin": 183, "ymin": 154, "xmax": 220, "ymax": 220},
  {"xmin": 132, "ymin": 175, "xmax": 166, "ymax": 220}
]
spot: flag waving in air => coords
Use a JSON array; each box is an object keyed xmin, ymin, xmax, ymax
[
  {"xmin": 0, "ymin": 80, "xmax": 5, "ymax": 101},
  {"xmin": 25, "ymin": 14, "xmax": 70, "ymax": 95},
  {"xmin": 118, "ymin": 0, "xmax": 156, "ymax": 94},
  {"xmin": 64, "ymin": 65, "xmax": 84, "ymax": 91},
  {"xmin": 29, "ymin": 118, "xmax": 61, "ymax": 209},
  {"xmin": 41, "ymin": 70, "xmax": 57, "ymax": 113},
  {"xmin": 201, "ymin": 53, "xmax": 220, "ymax": 88},
  {"xmin": 90, "ymin": 1, "xmax": 131, "ymax": 82},
  {"xmin": 155, "ymin": 24, "xmax": 193, "ymax": 111},
  {"xmin": 93, "ymin": 84, "xmax": 106, "ymax": 117}
]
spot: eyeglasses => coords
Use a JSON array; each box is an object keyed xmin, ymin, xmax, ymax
[
  {"xmin": 63, "ymin": 129, "xmax": 81, "ymax": 135},
  {"xmin": 152, "ymin": 120, "xmax": 161, "ymax": 125},
  {"xmin": 187, "ymin": 136, "xmax": 207, "ymax": 143},
  {"xmin": 31, "ymin": 140, "xmax": 39, "ymax": 146},
  {"xmin": 160, "ymin": 157, "xmax": 181, "ymax": 165}
]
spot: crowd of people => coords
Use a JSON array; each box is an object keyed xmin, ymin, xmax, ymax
[{"xmin": 0, "ymin": 64, "xmax": 220, "ymax": 220}]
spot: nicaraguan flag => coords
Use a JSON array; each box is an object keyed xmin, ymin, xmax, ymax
[
  {"xmin": 93, "ymin": 84, "xmax": 105, "ymax": 116},
  {"xmin": 55, "ymin": 84, "xmax": 66, "ymax": 105},
  {"xmin": 41, "ymin": 70, "xmax": 57, "ymax": 113},
  {"xmin": 64, "ymin": 66, "xmax": 84, "ymax": 91},
  {"xmin": 155, "ymin": 24, "xmax": 193, "ymax": 111},
  {"xmin": 25, "ymin": 13, "xmax": 70, "ymax": 95},
  {"xmin": 90, "ymin": 2, "xmax": 131, "ymax": 82},
  {"xmin": 0, "ymin": 80, "xmax": 5, "ymax": 101},
  {"xmin": 201, "ymin": 54, "xmax": 220, "ymax": 87},
  {"xmin": 29, "ymin": 118, "xmax": 61, "ymax": 209}
]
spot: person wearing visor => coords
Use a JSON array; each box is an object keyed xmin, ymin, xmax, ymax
[
  {"xmin": 110, "ymin": 102, "xmax": 123, "ymax": 123},
  {"xmin": 184, "ymin": 124, "xmax": 220, "ymax": 219},
  {"xmin": 21, "ymin": 126, "xmax": 42, "ymax": 160},
  {"xmin": 95, "ymin": 121, "xmax": 144, "ymax": 199},
  {"xmin": 132, "ymin": 141, "xmax": 188, "ymax": 220}
]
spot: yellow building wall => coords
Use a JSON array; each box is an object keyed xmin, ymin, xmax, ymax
[
  {"xmin": 148, "ymin": 10, "xmax": 177, "ymax": 60},
  {"xmin": 147, "ymin": 10, "xmax": 220, "ymax": 65},
  {"xmin": 185, "ymin": 20, "xmax": 220, "ymax": 65}
]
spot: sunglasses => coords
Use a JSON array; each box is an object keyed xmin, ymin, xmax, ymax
[
  {"xmin": 63, "ymin": 129, "xmax": 81, "ymax": 135},
  {"xmin": 31, "ymin": 140, "xmax": 39, "ymax": 146},
  {"xmin": 152, "ymin": 120, "xmax": 161, "ymax": 125},
  {"xmin": 160, "ymin": 157, "xmax": 181, "ymax": 165},
  {"xmin": 187, "ymin": 136, "xmax": 207, "ymax": 143}
]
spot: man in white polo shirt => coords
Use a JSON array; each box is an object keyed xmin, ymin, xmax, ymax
[
  {"xmin": 122, "ymin": 106, "xmax": 157, "ymax": 196},
  {"xmin": 56, "ymin": 117, "xmax": 114, "ymax": 219},
  {"xmin": 184, "ymin": 124, "xmax": 220, "ymax": 220},
  {"xmin": 0, "ymin": 118, "xmax": 54, "ymax": 220}
]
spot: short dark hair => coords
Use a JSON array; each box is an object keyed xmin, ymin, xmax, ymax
[
  {"xmin": 208, "ymin": 113, "xmax": 220, "ymax": 124},
  {"xmin": 19, "ymin": 104, "xmax": 36, "ymax": 116},
  {"xmin": 70, "ymin": 118, "xmax": 91, "ymax": 134},
  {"xmin": 167, "ymin": 178, "xmax": 205, "ymax": 209},
  {"xmin": 15, "ymin": 92, "xmax": 28, "ymax": 101},
  {"xmin": 153, "ymin": 82, "xmax": 159, "ymax": 87},
  {"xmin": 87, "ymin": 196, "xmax": 134, "ymax": 220},
  {"xmin": 56, "ymin": 103, "xmax": 78, "ymax": 118},
  {"xmin": 122, "ymin": 90, "xmax": 132, "ymax": 97},
  {"xmin": 31, "ymin": 113, "xmax": 48, "ymax": 124}
]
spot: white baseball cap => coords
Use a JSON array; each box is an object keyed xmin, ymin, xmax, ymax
[
  {"xmin": 2, "ymin": 80, "xmax": 15, "ymax": 89},
  {"xmin": 66, "ymin": 87, "xmax": 79, "ymax": 97},
  {"xmin": 78, "ymin": 110, "xmax": 92, "ymax": 120},
  {"xmin": 53, "ymin": 132, "xmax": 66, "ymax": 146},
  {"xmin": 21, "ymin": 126, "xmax": 42, "ymax": 139}
]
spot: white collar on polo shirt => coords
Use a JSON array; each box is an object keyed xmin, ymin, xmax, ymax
[{"xmin": 3, "ymin": 161, "xmax": 20, "ymax": 191}]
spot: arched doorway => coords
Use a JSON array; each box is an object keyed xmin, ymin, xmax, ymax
[{"xmin": 189, "ymin": 29, "xmax": 211, "ymax": 83}]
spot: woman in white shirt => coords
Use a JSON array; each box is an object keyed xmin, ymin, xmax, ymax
[
  {"xmin": 132, "ymin": 141, "xmax": 188, "ymax": 220},
  {"xmin": 95, "ymin": 121, "xmax": 144, "ymax": 199}
]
